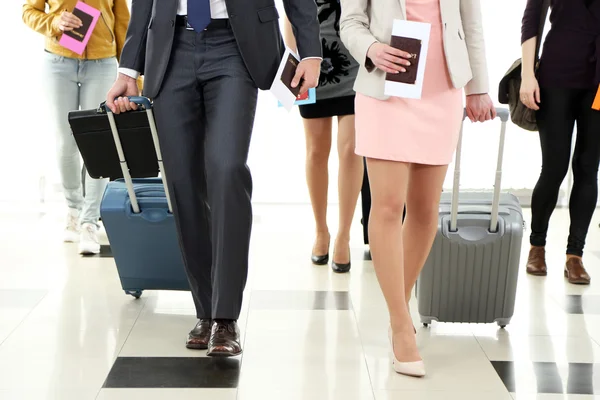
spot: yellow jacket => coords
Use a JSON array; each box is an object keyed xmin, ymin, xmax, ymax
[{"xmin": 22, "ymin": 0, "xmax": 129, "ymax": 61}]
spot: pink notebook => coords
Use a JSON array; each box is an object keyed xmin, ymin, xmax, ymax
[{"xmin": 58, "ymin": 1, "xmax": 101, "ymax": 55}]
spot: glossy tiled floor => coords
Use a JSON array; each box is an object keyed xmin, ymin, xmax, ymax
[{"xmin": 2, "ymin": 202, "xmax": 600, "ymax": 399}]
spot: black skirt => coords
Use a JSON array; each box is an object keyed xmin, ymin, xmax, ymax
[{"xmin": 299, "ymin": 95, "xmax": 355, "ymax": 119}]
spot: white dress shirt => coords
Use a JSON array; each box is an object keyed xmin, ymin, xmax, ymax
[{"xmin": 177, "ymin": 0, "xmax": 228, "ymax": 19}]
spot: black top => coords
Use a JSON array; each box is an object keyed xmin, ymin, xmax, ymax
[{"xmin": 521, "ymin": 0, "xmax": 600, "ymax": 88}]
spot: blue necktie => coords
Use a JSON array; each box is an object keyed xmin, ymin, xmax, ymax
[{"xmin": 187, "ymin": 0, "xmax": 211, "ymax": 32}]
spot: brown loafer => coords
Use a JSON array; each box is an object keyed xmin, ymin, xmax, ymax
[
  {"xmin": 206, "ymin": 319, "xmax": 242, "ymax": 357},
  {"xmin": 526, "ymin": 246, "xmax": 547, "ymax": 276},
  {"xmin": 564, "ymin": 257, "xmax": 591, "ymax": 285},
  {"xmin": 186, "ymin": 319, "xmax": 212, "ymax": 349}
]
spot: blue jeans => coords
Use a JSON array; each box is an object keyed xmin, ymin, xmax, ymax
[{"xmin": 43, "ymin": 51, "xmax": 116, "ymax": 226}]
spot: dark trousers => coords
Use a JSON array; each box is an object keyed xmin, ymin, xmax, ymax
[
  {"xmin": 152, "ymin": 27, "xmax": 257, "ymax": 320},
  {"xmin": 531, "ymin": 87, "xmax": 600, "ymax": 256}
]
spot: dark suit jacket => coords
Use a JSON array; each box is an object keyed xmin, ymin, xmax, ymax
[{"xmin": 120, "ymin": 0, "xmax": 322, "ymax": 98}]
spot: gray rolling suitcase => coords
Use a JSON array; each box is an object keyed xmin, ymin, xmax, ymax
[{"xmin": 416, "ymin": 108, "xmax": 523, "ymax": 328}]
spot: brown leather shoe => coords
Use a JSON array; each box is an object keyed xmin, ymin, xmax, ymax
[
  {"xmin": 206, "ymin": 319, "xmax": 242, "ymax": 357},
  {"xmin": 526, "ymin": 246, "xmax": 547, "ymax": 276},
  {"xmin": 564, "ymin": 257, "xmax": 591, "ymax": 285},
  {"xmin": 186, "ymin": 319, "xmax": 212, "ymax": 349}
]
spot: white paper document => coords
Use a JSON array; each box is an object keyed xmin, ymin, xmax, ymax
[
  {"xmin": 384, "ymin": 20, "xmax": 431, "ymax": 99},
  {"xmin": 270, "ymin": 47, "xmax": 302, "ymax": 111}
]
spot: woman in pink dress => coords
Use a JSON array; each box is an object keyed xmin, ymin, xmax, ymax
[{"xmin": 341, "ymin": 0, "xmax": 495, "ymax": 377}]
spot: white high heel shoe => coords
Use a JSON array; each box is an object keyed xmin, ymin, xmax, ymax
[{"xmin": 388, "ymin": 327, "xmax": 426, "ymax": 378}]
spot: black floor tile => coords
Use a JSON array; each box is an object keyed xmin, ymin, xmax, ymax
[
  {"xmin": 99, "ymin": 245, "xmax": 113, "ymax": 258},
  {"xmin": 492, "ymin": 361, "xmax": 596, "ymax": 394},
  {"xmin": 250, "ymin": 290, "xmax": 352, "ymax": 310},
  {"xmin": 103, "ymin": 357, "xmax": 240, "ymax": 388}
]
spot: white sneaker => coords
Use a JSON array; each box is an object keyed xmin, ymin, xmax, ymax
[
  {"xmin": 64, "ymin": 209, "xmax": 80, "ymax": 243},
  {"xmin": 79, "ymin": 223, "xmax": 101, "ymax": 255}
]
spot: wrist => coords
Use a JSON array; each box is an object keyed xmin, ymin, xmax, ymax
[
  {"xmin": 367, "ymin": 42, "xmax": 376, "ymax": 52},
  {"xmin": 118, "ymin": 73, "xmax": 136, "ymax": 82},
  {"xmin": 50, "ymin": 14, "xmax": 62, "ymax": 35},
  {"xmin": 521, "ymin": 69, "xmax": 536, "ymax": 79}
]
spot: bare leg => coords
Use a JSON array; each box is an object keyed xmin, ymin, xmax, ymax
[
  {"xmin": 304, "ymin": 117, "xmax": 333, "ymax": 256},
  {"xmin": 403, "ymin": 163, "xmax": 449, "ymax": 304},
  {"xmin": 366, "ymin": 158, "xmax": 419, "ymax": 362},
  {"xmin": 334, "ymin": 115, "xmax": 363, "ymax": 264}
]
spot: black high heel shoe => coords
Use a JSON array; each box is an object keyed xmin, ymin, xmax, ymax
[
  {"xmin": 311, "ymin": 253, "xmax": 329, "ymax": 265},
  {"xmin": 311, "ymin": 238, "xmax": 330, "ymax": 265},
  {"xmin": 332, "ymin": 251, "xmax": 351, "ymax": 273}
]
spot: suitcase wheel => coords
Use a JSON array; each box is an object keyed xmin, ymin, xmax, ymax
[
  {"xmin": 496, "ymin": 319, "xmax": 509, "ymax": 329},
  {"xmin": 126, "ymin": 290, "xmax": 143, "ymax": 299},
  {"xmin": 422, "ymin": 323, "xmax": 429, "ymax": 328}
]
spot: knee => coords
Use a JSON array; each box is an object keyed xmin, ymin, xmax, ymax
[
  {"xmin": 207, "ymin": 157, "xmax": 251, "ymax": 189},
  {"xmin": 572, "ymin": 158, "xmax": 599, "ymax": 183},
  {"xmin": 339, "ymin": 139, "xmax": 357, "ymax": 162},
  {"xmin": 406, "ymin": 201, "xmax": 439, "ymax": 229},
  {"xmin": 373, "ymin": 197, "xmax": 405, "ymax": 224},
  {"xmin": 306, "ymin": 144, "xmax": 330, "ymax": 165},
  {"xmin": 56, "ymin": 135, "xmax": 77, "ymax": 156},
  {"xmin": 539, "ymin": 163, "xmax": 569, "ymax": 186}
]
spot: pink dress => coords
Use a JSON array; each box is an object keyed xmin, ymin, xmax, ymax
[{"xmin": 355, "ymin": 0, "xmax": 463, "ymax": 165}]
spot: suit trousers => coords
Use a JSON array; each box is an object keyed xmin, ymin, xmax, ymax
[{"xmin": 152, "ymin": 26, "xmax": 258, "ymax": 320}]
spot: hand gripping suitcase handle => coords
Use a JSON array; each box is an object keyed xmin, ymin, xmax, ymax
[
  {"xmin": 450, "ymin": 107, "xmax": 509, "ymax": 233},
  {"xmin": 105, "ymin": 96, "xmax": 173, "ymax": 214},
  {"xmin": 463, "ymin": 107, "xmax": 509, "ymax": 123},
  {"xmin": 102, "ymin": 96, "xmax": 152, "ymax": 112}
]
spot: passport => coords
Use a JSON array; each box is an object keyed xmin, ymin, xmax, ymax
[
  {"xmin": 58, "ymin": 1, "xmax": 100, "ymax": 55},
  {"xmin": 280, "ymin": 53, "xmax": 303, "ymax": 97},
  {"xmin": 385, "ymin": 36, "xmax": 422, "ymax": 85}
]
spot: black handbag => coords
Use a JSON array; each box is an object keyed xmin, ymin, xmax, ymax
[
  {"xmin": 498, "ymin": 0, "xmax": 550, "ymax": 131},
  {"xmin": 68, "ymin": 102, "xmax": 159, "ymax": 180}
]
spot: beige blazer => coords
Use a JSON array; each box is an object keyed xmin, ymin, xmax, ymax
[{"xmin": 340, "ymin": 0, "xmax": 489, "ymax": 100}]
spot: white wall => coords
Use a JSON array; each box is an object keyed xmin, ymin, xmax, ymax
[{"xmin": 0, "ymin": 0, "xmax": 569, "ymax": 205}]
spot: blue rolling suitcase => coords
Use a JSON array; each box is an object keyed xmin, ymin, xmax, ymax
[{"xmin": 100, "ymin": 97, "xmax": 189, "ymax": 298}]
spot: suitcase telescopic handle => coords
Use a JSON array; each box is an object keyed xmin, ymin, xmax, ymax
[
  {"xmin": 101, "ymin": 96, "xmax": 153, "ymax": 112},
  {"xmin": 450, "ymin": 107, "xmax": 510, "ymax": 234},
  {"xmin": 463, "ymin": 107, "xmax": 509, "ymax": 123},
  {"xmin": 105, "ymin": 96, "xmax": 173, "ymax": 214}
]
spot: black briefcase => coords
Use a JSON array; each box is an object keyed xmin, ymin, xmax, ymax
[{"xmin": 68, "ymin": 102, "xmax": 159, "ymax": 180}]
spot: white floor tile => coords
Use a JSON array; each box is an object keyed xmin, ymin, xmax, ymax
[
  {"xmin": 0, "ymin": 387, "xmax": 99, "ymax": 400},
  {"xmin": 0, "ymin": 324, "xmax": 130, "ymax": 361},
  {"xmin": 476, "ymin": 334, "xmax": 600, "ymax": 363},
  {"xmin": 512, "ymin": 394, "xmax": 600, "ymax": 399},
  {"xmin": 366, "ymin": 335, "xmax": 506, "ymax": 392},
  {"xmin": 118, "ymin": 308, "xmax": 204, "ymax": 358},
  {"xmin": 237, "ymin": 363, "xmax": 372, "ymax": 392},
  {"xmin": 374, "ymin": 391, "xmax": 513, "ymax": 400},
  {"xmin": 0, "ymin": 356, "xmax": 113, "ymax": 390},
  {"xmin": 237, "ymin": 387, "xmax": 375, "ymax": 400},
  {"xmin": 96, "ymin": 388, "xmax": 237, "ymax": 400}
]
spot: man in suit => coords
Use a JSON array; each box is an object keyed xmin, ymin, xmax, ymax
[{"xmin": 106, "ymin": 0, "xmax": 322, "ymax": 357}]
